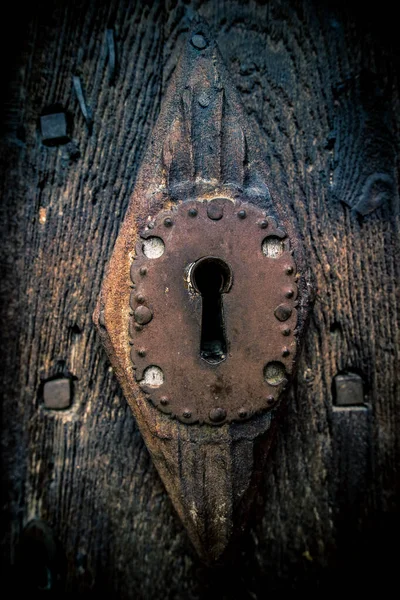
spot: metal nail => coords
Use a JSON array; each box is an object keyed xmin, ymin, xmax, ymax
[
  {"xmin": 73, "ymin": 76, "xmax": 93, "ymax": 131},
  {"xmin": 191, "ymin": 34, "xmax": 207, "ymax": 50},
  {"xmin": 43, "ymin": 378, "xmax": 72, "ymax": 410},
  {"xmin": 106, "ymin": 29, "xmax": 116, "ymax": 83}
]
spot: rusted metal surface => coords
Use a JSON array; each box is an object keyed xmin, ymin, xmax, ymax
[
  {"xmin": 130, "ymin": 198, "xmax": 299, "ymax": 425},
  {"xmin": 94, "ymin": 18, "xmax": 312, "ymax": 562}
]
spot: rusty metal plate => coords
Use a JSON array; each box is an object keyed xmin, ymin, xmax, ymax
[{"xmin": 129, "ymin": 197, "xmax": 298, "ymax": 426}]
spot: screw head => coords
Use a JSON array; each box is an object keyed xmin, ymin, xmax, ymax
[
  {"xmin": 148, "ymin": 222, "xmax": 154, "ymax": 229},
  {"xmin": 137, "ymin": 348, "xmax": 146, "ymax": 357},
  {"xmin": 139, "ymin": 267, "xmax": 147, "ymax": 276},
  {"xmin": 209, "ymin": 407, "xmax": 227, "ymax": 423},
  {"xmin": 164, "ymin": 217, "xmax": 173, "ymax": 227},
  {"xmin": 160, "ymin": 397, "xmax": 169, "ymax": 406},
  {"xmin": 282, "ymin": 327, "xmax": 291, "ymax": 336},
  {"xmin": 40, "ymin": 112, "xmax": 67, "ymax": 143},
  {"xmin": 182, "ymin": 410, "xmax": 192, "ymax": 419},
  {"xmin": 285, "ymin": 289, "xmax": 294, "ymax": 298},
  {"xmin": 266, "ymin": 395, "xmax": 275, "ymax": 406},
  {"xmin": 238, "ymin": 209, "xmax": 247, "ymax": 219},
  {"xmin": 259, "ymin": 219, "xmax": 268, "ymax": 229},
  {"xmin": 191, "ymin": 34, "xmax": 207, "ymax": 50},
  {"xmin": 282, "ymin": 347, "xmax": 290, "ymax": 357},
  {"xmin": 188, "ymin": 208, "xmax": 198, "ymax": 217},
  {"xmin": 285, "ymin": 266, "xmax": 294, "ymax": 275},
  {"xmin": 136, "ymin": 294, "xmax": 146, "ymax": 304},
  {"xmin": 238, "ymin": 408, "xmax": 248, "ymax": 419}
]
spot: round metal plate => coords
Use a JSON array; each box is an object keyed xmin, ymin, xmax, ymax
[{"xmin": 129, "ymin": 198, "xmax": 299, "ymax": 425}]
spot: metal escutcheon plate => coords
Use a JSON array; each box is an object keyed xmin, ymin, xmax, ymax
[{"xmin": 129, "ymin": 197, "xmax": 299, "ymax": 426}]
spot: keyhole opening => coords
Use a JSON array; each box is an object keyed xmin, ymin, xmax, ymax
[{"xmin": 191, "ymin": 257, "xmax": 232, "ymax": 364}]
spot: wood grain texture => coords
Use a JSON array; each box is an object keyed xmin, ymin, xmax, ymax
[{"xmin": 1, "ymin": 0, "xmax": 399, "ymax": 596}]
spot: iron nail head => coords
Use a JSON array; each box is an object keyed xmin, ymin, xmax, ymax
[
  {"xmin": 191, "ymin": 34, "xmax": 207, "ymax": 50},
  {"xmin": 198, "ymin": 92, "xmax": 210, "ymax": 107}
]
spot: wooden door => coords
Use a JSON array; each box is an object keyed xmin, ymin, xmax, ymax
[{"xmin": 1, "ymin": 1, "xmax": 399, "ymax": 595}]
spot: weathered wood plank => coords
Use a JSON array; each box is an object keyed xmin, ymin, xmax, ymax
[{"xmin": 1, "ymin": 0, "xmax": 399, "ymax": 595}]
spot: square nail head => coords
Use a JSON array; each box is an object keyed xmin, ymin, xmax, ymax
[
  {"xmin": 334, "ymin": 373, "xmax": 364, "ymax": 407},
  {"xmin": 40, "ymin": 112, "xmax": 68, "ymax": 144},
  {"xmin": 43, "ymin": 378, "xmax": 72, "ymax": 409}
]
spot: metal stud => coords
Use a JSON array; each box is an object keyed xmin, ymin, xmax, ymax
[
  {"xmin": 274, "ymin": 304, "xmax": 292, "ymax": 322},
  {"xmin": 209, "ymin": 407, "xmax": 227, "ymax": 423},
  {"xmin": 334, "ymin": 373, "xmax": 364, "ymax": 406},
  {"xmin": 191, "ymin": 34, "xmax": 207, "ymax": 50},
  {"xmin": 43, "ymin": 378, "xmax": 72, "ymax": 410},
  {"xmin": 198, "ymin": 92, "xmax": 210, "ymax": 107},
  {"xmin": 207, "ymin": 199, "xmax": 224, "ymax": 220},
  {"xmin": 134, "ymin": 306, "xmax": 153, "ymax": 325},
  {"xmin": 40, "ymin": 112, "xmax": 68, "ymax": 145}
]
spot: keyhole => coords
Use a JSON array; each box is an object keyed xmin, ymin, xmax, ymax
[{"xmin": 191, "ymin": 257, "xmax": 232, "ymax": 364}]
